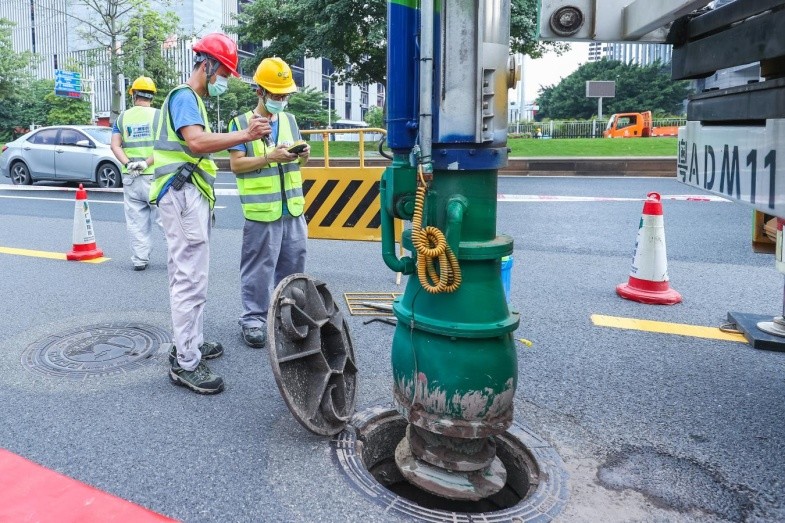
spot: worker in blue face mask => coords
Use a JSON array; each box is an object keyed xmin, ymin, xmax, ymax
[
  {"xmin": 150, "ymin": 33, "xmax": 271, "ymax": 395},
  {"xmin": 227, "ymin": 57, "xmax": 311, "ymax": 350}
]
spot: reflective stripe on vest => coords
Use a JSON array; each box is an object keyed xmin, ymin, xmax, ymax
[
  {"xmin": 228, "ymin": 111, "xmax": 305, "ymax": 222},
  {"xmin": 149, "ymin": 85, "xmax": 218, "ymax": 208},
  {"xmin": 117, "ymin": 106, "xmax": 159, "ymax": 175}
]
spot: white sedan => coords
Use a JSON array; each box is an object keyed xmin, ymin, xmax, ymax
[{"xmin": 0, "ymin": 125, "xmax": 123, "ymax": 188}]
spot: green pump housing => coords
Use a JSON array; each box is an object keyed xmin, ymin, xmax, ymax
[{"xmin": 381, "ymin": 0, "xmax": 520, "ymax": 443}]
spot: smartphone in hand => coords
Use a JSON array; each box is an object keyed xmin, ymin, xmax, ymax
[{"xmin": 287, "ymin": 142, "xmax": 308, "ymax": 155}]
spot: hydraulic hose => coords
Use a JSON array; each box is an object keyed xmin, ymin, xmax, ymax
[
  {"xmin": 378, "ymin": 135, "xmax": 393, "ymax": 160},
  {"xmin": 411, "ymin": 167, "xmax": 462, "ymax": 293}
]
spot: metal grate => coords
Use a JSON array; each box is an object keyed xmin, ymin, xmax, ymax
[{"xmin": 344, "ymin": 292, "xmax": 401, "ymax": 316}]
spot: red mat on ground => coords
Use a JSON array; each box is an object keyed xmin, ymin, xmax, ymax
[{"xmin": 0, "ymin": 449, "xmax": 176, "ymax": 522}]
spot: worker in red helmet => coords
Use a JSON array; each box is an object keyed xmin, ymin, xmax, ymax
[{"xmin": 150, "ymin": 32, "xmax": 271, "ymax": 395}]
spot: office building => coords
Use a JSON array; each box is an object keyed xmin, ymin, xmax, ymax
[{"xmin": 588, "ymin": 41, "xmax": 672, "ymax": 66}]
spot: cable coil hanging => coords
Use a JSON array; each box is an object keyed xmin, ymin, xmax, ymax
[{"xmin": 411, "ymin": 165, "xmax": 461, "ymax": 293}]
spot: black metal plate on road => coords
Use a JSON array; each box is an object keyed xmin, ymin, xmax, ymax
[
  {"xmin": 267, "ymin": 274, "xmax": 358, "ymax": 436},
  {"xmin": 21, "ymin": 322, "xmax": 170, "ymax": 379},
  {"xmin": 727, "ymin": 312, "xmax": 785, "ymax": 352}
]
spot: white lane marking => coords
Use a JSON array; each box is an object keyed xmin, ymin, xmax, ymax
[
  {"xmin": 0, "ymin": 194, "xmax": 225, "ymax": 209},
  {"xmin": 497, "ymin": 194, "xmax": 730, "ymax": 203},
  {"xmin": 0, "ymin": 194, "xmax": 122, "ymax": 204},
  {"xmin": 1, "ymin": 185, "xmax": 728, "ymax": 203},
  {"xmin": 0, "ymin": 185, "xmax": 122, "ymax": 193}
]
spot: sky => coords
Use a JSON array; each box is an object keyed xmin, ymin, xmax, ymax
[{"xmin": 518, "ymin": 42, "xmax": 591, "ymax": 103}]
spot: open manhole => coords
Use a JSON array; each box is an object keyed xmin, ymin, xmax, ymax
[
  {"xmin": 267, "ymin": 275, "xmax": 567, "ymax": 520},
  {"xmin": 333, "ymin": 406, "xmax": 569, "ymax": 522},
  {"xmin": 21, "ymin": 322, "xmax": 170, "ymax": 379}
]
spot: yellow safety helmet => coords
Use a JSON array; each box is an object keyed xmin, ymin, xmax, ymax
[
  {"xmin": 253, "ymin": 57, "xmax": 297, "ymax": 95},
  {"xmin": 128, "ymin": 76, "xmax": 157, "ymax": 95}
]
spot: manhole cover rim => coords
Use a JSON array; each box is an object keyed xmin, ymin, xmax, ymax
[
  {"xmin": 331, "ymin": 405, "xmax": 569, "ymax": 522},
  {"xmin": 21, "ymin": 322, "xmax": 171, "ymax": 379}
]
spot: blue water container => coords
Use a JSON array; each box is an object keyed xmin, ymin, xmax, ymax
[{"xmin": 501, "ymin": 255, "xmax": 513, "ymax": 302}]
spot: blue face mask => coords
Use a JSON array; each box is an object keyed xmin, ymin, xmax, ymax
[
  {"xmin": 265, "ymin": 99, "xmax": 287, "ymax": 114},
  {"xmin": 208, "ymin": 75, "xmax": 228, "ymax": 97}
]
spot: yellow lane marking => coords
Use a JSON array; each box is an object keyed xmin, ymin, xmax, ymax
[
  {"xmin": 0, "ymin": 246, "xmax": 110, "ymax": 263},
  {"xmin": 591, "ymin": 314, "xmax": 747, "ymax": 343}
]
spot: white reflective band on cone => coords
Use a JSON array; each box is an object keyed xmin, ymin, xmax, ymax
[
  {"xmin": 629, "ymin": 214, "xmax": 669, "ymax": 283},
  {"xmin": 72, "ymin": 200, "xmax": 97, "ymax": 245}
]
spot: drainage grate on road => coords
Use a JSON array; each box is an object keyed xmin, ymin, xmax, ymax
[
  {"xmin": 343, "ymin": 292, "xmax": 400, "ymax": 316},
  {"xmin": 21, "ymin": 322, "xmax": 171, "ymax": 379}
]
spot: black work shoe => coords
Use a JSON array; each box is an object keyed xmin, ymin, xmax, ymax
[
  {"xmin": 169, "ymin": 359, "xmax": 224, "ymax": 395},
  {"xmin": 168, "ymin": 342, "xmax": 224, "ymax": 366},
  {"xmin": 242, "ymin": 326, "xmax": 266, "ymax": 348},
  {"xmin": 133, "ymin": 263, "xmax": 148, "ymax": 271}
]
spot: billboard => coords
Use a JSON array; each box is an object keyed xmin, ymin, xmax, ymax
[{"xmin": 586, "ymin": 81, "xmax": 616, "ymax": 98}]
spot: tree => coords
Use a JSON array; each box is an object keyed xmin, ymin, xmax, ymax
[
  {"xmin": 206, "ymin": 83, "xmax": 337, "ymax": 133},
  {"xmin": 235, "ymin": 0, "xmax": 560, "ymax": 86},
  {"xmin": 204, "ymin": 77, "xmax": 259, "ymax": 133},
  {"xmin": 511, "ymin": 0, "xmax": 568, "ymax": 59},
  {"xmin": 43, "ymin": 79, "xmax": 93, "ymax": 125},
  {"xmin": 0, "ymin": 18, "xmax": 38, "ymax": 140},
  {"xmin": 119, "ymin": 6, "xmax": 181, "ymax": 108},
  {"xmin": 40, "ymin": 0, "xmax": 175, "ymax": 122},
  {"xmin": 11, "ymin": 79, "xmax": 53, "ymax": 131},
  {"xmin": 0, "ymin": 19, "xmax": 33, "ymax": 99},
  {"xmin": 364, "ymin": 106, "xmax": 384, "ymax": 129},
  {"xmin": 287, "ymin": 87, "xmax": 337, "ymax": 130},
  {"xmin": 535, "ymin": 60, "xmax": 691, "ymax": 120}
]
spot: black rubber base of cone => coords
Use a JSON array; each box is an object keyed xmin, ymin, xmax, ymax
[{"xmin": 728, "ymin": 311, "xmax": 785, "ymax": 352}]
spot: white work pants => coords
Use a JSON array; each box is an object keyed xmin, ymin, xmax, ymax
[
  {"xmin": 123, "ymin": 175, "xmax": 162, "ymax": 267},
  {"xmin": 239, "ymin": 214, "xmax": 307, "ymax": 329},
  {"xmin": 158, "ymin": 183, "xmax": 211, "ymax": 371}
]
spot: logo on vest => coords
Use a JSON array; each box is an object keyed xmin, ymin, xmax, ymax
[{"xmin": 126, "ymin": 123, "xmax": 152, "ymax": 139}]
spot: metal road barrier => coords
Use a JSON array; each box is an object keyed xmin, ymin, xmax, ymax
[{"xmin": 300, "ymin": 128, "xmax": 401, "ymax": 241}]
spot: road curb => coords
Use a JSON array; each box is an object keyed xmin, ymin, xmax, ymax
[{"xmin": 213, "ymin": 157, "xmax": 677, "ymax": 177}]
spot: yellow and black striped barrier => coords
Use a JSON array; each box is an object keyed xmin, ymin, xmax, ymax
[{"xmin": 301, "ymin": 128, "xmax": 401, "ymax": 242}]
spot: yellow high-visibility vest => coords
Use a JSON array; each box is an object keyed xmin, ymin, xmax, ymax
[
  {"xmin": 228, "ymin": 111, "xmax": 305, "ymax": 222},
  {"xmin": 117, "ymin": 106, "xmax": 159, "ymax": 175},
  {"xmin": 149, "ymin": 85, "xmax": 218, "ymax": 208}
]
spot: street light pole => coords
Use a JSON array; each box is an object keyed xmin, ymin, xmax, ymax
[
  {"xmin": 84, "ymin": 77, "xmax": 96, "ymax": 124},
  {"xmin": 327, "ymin": 78, "xmax": 332, "ymax": 129},
  {"xmin": 139, "ymin": 22, "xmax": 144, "ymax": 70}
]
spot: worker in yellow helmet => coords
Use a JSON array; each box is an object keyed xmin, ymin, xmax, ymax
[
  {"xmin": 227, "ymin": 57, "xmax": 310, "ymax": 349},
  {"xmin": 110, "ymin": 76, "xmax": 161, "ymax": 271}
]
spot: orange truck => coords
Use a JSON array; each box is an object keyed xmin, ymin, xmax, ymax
[{"xmin": 603, "ymin": 111, "xmax": 680, "ymax": 138}]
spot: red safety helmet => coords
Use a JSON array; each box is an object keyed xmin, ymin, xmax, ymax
[{"xmin": 192, "ymin": 33, "xmax": 240, "ymax": 77}]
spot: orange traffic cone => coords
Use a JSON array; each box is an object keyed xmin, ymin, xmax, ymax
[
  {"xmin": 66, "ymin": 184, "xmax": 104, "ymax": 261},
  {"xmin": 616, "ymin": 192, "xmax": 681, "ymax": 305}
]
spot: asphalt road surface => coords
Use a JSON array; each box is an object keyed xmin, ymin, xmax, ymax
[{"xmin": 0, "ymin": 172, "xmax": 782, "ymax": 522}]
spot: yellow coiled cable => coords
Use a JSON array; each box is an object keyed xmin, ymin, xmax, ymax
[{"xmin": 411, "ymin": 167, "xmax": 461, "ymax": 293}]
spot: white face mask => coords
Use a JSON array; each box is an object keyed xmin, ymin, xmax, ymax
[
  {"xmin": 265, "ymin": 98, "xmax": 287, "ymax": 114},
  {"xmin": 208, "ymin": 75, "xmax": 228, "ymax": 97}
]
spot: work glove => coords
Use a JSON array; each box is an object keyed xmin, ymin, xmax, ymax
[
  {"xmin": 126, "ymin": 161, "xmax": 143, "ymax": 175},
  {"xmin": 135, "ymin": 160, "xmax": 149, "ymax": 171}
]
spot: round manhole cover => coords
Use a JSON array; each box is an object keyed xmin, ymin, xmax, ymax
[{"xmin": 21, "ymin": 323, "xmax": 171, "ymax": 379}]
